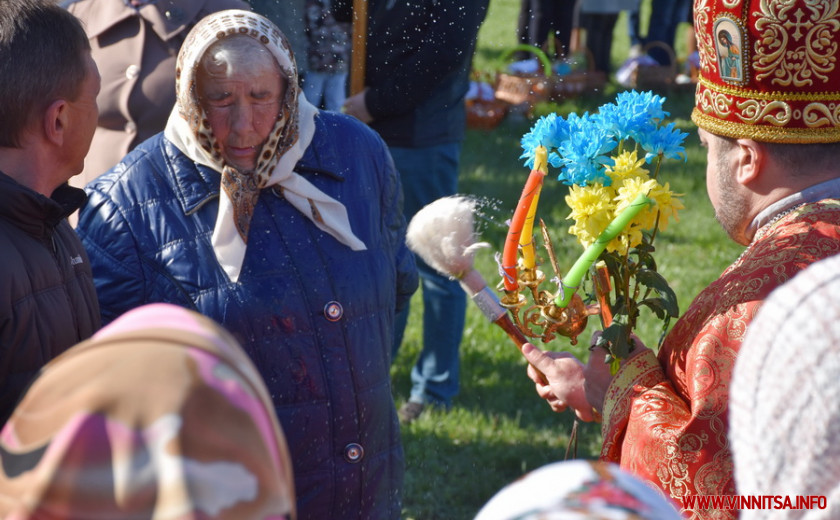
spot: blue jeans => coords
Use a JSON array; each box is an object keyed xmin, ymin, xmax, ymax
[
  {"xmin": 303, "ymin": 71, "xmax": 348, "ymax": 112},
  {"xmin": 645, "ymin": 0, "xmax": 692, "ymax": 65},
  {"xmin": 627, "ymin": 8, "xmax": 642, "ymax": 47},
  {"xmin": 390, "ymin": 143, "xmax": 466, "ymax": 408}
]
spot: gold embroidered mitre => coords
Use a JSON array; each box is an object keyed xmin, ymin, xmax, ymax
[{"xmin": 692, "ymin": 0, "xmax": 840, "ymax": 143}]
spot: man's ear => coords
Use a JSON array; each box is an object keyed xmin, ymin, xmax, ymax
[
  {"xmin": 734, "ymin": 138, "xmax": 763, "ymax": 186},
  {"xmin": 43, "ymin": 99, "xmax": 68, "ymax": 147}
]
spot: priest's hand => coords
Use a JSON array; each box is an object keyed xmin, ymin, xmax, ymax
[
  {"xmin": 521, "ymin": 342, "xmax": 596, "ymax": 422},
  {"xmin": 342, "ymin": 89, "xmax": 373, "ymax": 123},
  {"xmin": 583, "ymin": 339, "xmax": 615, "ymax": 417},
  {"xmin": 584, "ymin": 332, "xmax": 651, "ymax": 415}
]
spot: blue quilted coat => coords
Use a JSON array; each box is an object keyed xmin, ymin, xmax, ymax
[{"xmin": 76, "ymin": 110, "xmax": 418, "ymax": 520}]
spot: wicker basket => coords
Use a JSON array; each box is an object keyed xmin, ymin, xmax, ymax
[
  {"xmin": 494, "ymin": 44, "xmax": 553, "ymax": 112},
  {"xmin": 628, "ymin": 41, "xmax": 677, "ymax": 91},
  {"xmin": 466, "ymin": 98, "xmax": 508, "ymax": 130},
  {"xmin": 549, "ymin": 49, "xmax": 605, "ymax": 101}
]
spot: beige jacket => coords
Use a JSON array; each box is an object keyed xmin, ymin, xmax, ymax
[{"xmin": 67, "ymin": 0, "xmax": 249, "ymax": 189}]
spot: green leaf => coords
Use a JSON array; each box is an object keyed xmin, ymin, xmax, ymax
[
  {"xmin": 631, "ymin": 241, "xmax": 655, "ymax": 255},
  {"xmin": 657, "ymin": 316, "xmax": 672, "ymax": 348},
  {"xmin": 599, "ymin": 322, "xmax": 632, "ymax": 359},
  {"xmin": 634, "ymin": 249, "xmax": 657, "ymax": 270},
  {"xmin": 640, "ymin": 297, "xmax": 667, "ymax": 320},
  {"xmin": 610, "ymin": 357, "xmax": 621, "ymax": 375},
  {"xmin": 602, "ymin": 253, "xmax": 625, "ymax": 286},
  {"xmin": 635, "ymin": 269, "xmax": 680, "ymax": 318}
]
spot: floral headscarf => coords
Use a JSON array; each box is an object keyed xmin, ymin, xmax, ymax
[
  {"xmin": 474, "ymin": 460, "xmax": 682, "ymax": 520},
  {"xmin": 0, "ymin": 304, "xmax": 295, "ymax": 519},
  {"xmin": 164, "ymin": 9, "xmax": 365, "ymax": 283}
]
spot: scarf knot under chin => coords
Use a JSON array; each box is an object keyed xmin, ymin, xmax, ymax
[{"xmin": 222, "ymin": 167, "xmax": 261, "ymax": 243}]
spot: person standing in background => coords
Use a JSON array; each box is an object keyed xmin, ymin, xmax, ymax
[
  {"xmin": 516, "ymin": 0, "xmax": 577, "ymax": 60},
  {"xmin": 64, "ymin": 0, "xmax": 248, "ymax": 191},
  {"xmin": 335, "ymin": 0, "xmax": 490, "ymax": 424},
  {"xmin": 250, "ymin": 0, "xmax": 310, "ymax": 82},
  {"xmin": 577, "ymin": 0, "xmax": 639, "ymax": 76},
  {"xmin": 0, "ymin": 0, "xmax": 101, "ymax": 425},
  {"xmin": 644, "ymin": 0, "xmax": 692, "ymax": 66},
  {"xmin": 303, "ymin": 0, "xmax": 350, "ymax": 111},
  {"xmin": 626, "ymin": 3, "xmax": 643, "ymax": 57}
]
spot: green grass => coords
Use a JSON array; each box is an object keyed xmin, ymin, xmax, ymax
[{"xmin": 391, "ymin": 2, "xmax": 741, "ymax": 518}]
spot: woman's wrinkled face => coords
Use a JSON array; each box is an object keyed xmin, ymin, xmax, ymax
[{"xmin": 196, "ymin": 47, "xmax": 285, "ymax": 172}]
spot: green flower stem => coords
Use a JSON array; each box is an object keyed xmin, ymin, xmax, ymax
[
  {"xmin": 555, "ymin": 192, "xmax": 653, "ymax": 308},
  {"xmin": 652, "ymin": 154, "xmax": 663, "ymax": 181}
]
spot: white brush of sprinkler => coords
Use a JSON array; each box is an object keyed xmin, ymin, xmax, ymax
[{"xmin": 406, "ymin": 195, "xmax": 545, "ymax": 381}]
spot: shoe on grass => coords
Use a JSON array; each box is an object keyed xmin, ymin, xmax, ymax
[{"xmin": 398, "ymin": 401, "xmax": 425, "ymax": 424}]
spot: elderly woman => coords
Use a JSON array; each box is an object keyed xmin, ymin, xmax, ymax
[
  {"xmin": 76, "ymin": 10, "xmax": 417, "ymax": 520},
  {"xmin": 0, "ymin": 304, "xmax": 295, "ymax": 519}
]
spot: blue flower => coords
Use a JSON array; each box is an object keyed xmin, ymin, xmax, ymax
[
  {"xmin": 518, "ymin": 90, "xmax": 680, "ymax": 183},
  {"xmin": 555, "ymin": 113, "xmax": 616, "ymax": 186},
  {"xmin": 636, "ymin": 122, "xmax": 688, "ymax": 163},
  {"xmin": 615, "ymin": 90, "xmax": 669, "ymax": 124},
  {"xmin": 520, "ymin": 114, "xmax": 570, "ymax": 168},
  {"xmin": 597, "ymin": 91, "xmax": 670, "ymax": 143}
]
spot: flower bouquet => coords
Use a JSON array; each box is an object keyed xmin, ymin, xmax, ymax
[{"xmin": 501, "ymin": 90, "xmax": 687, "ymax": 372}]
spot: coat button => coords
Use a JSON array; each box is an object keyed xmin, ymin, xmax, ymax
[
  {"xmin": 344, "ymin": 443, "xmax": 364, "ymax": 463},
  {"xmin": 125, "ymin": 64, "xmax": 140, "ymax": 80},
  {"xmin": 164, "ymin": 7, "xmax": 184, "ymax": 24},
  {"xmin": 324, "ymin": 301, "xmax": 343, "ymax": 322}
]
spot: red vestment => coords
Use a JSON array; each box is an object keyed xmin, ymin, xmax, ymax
[{"xmin": 600, "ymin": 200, "xmax": 840, "ymax": 519}]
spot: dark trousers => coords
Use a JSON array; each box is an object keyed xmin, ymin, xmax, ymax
[
  {"xmin": 580, "ymin": 12, "xmax": 619, "ymax": 74},
  {"xmin": 516, "ymin": 0, "xmax": 576, "ymax": 58}
]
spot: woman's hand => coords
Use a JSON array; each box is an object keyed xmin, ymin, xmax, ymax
[{"xmin": 341, "ymin": 89, "xmax": 373, "ymax": 123}]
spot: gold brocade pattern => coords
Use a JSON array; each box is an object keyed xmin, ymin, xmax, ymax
[
  {"xmin": 752, "ymin": 1, "xmax": 840, "ymax": 87},
  {"xmin": 692, "ymin": 0, "xmax": 840, "ymax": 142},
  {"xmin": 600, "ymin": 201, "xmax": 840, "ymax": 519},
  {"xmin": 695, "ymin": 0, "xmax": 719, "ymax": 76},
  {"xmin": 737, "ymin": 99, "xmax": 791, "ymax": 125},
  {"xmin": 696, "ymin": 86, "xmax": 733, "ymax": 119},
  {"xmin": 691, "ymin": 79, "xmax": 840, "ymax": 142}
]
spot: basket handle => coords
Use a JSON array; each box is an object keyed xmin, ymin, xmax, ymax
[
  {"xmin": 642, "ymin": 41, "xmax": 678, "ymax": 73},
  {"xmin": 499, "ymin": 44, "xmax": 553, "ymax": 77}
]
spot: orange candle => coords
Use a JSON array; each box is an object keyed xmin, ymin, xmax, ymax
[{"xmin": 502, "ymin": 147, "xmax": 547, "ymax": 292}]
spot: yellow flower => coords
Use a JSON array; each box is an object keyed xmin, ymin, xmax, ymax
[
  {"xmin": 615, "ymin": 177, "xmax": 659, "ymax": 231},
  {"xmin": 647, "ymin": 181, "xmax": 685, "ymax": 232},
  {"xmin": 606, "ymin": 150, "xmax": 649, "ymax": 191},
  {"xmin": 563, "ymin": 154, "xmax": 685, "ymax": 253},
  {"xmin": 607, "ymin": 226, "xmax": 644, "ymax": 256},
  {"xmin": 565, "ymin": 183, "xmax": 615, "ymax": 248}
]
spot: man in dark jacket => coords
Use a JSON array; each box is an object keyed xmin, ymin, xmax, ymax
[
  {"xmin": 336, "ymin": 0, "xmax": 490, "ymax": 423},
  {"xmin": 0, "ymin": 0, "xmax": 101, "ymax": 424}
]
